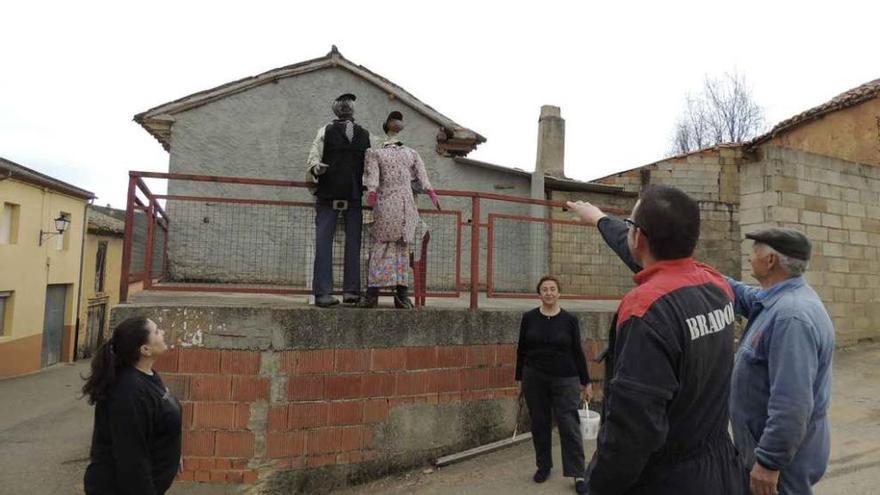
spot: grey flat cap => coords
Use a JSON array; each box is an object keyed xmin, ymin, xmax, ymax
[{"xmin": 746, "ymin": 228, "xmax": 812, "ymax": 261}]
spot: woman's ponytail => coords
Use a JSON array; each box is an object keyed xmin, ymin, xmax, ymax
[{"xmin": 81, "ymin": 317, "xmax": 150, "ymax": 405}]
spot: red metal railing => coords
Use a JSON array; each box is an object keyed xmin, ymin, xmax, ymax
[{"xmin": 120, "ymin": 171, "xmax": 631, "ymax": 309}]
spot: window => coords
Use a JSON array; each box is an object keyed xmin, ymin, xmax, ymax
[
  {"xmin": 0, "ymin": 291, "xmax": 11, "ymax": 336},
  {"xmin": 95, "ymin": 241, "xmax": 108, "ymax": 293},
  {"xmin": 0, "ymin": 203, "xmax": 19, "ymax": 244}
]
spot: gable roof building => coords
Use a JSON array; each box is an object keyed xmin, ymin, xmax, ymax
[
  {"xmin": 0, "ymin": 157, "xmax": 95, "ymax": 200},
  {"xmin": 135, "ymin": 46, "xmax": 485, "ymax": 157},
  {"xmin": 748, "ymin": 77, "xmax": 880, "ymax": 149}
]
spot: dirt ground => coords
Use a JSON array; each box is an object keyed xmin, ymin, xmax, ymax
[{"xmin": 334, "ymin": 342, "xmax": 880, "ymax": 495}]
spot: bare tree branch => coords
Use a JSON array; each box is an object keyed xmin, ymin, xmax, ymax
[{"xmin": 668, "ymin": 71, "xmax": 766, "ymax": 155}]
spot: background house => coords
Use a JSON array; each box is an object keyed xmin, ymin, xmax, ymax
[
  {"xmin": 0, "ymin": 158, "xmax": 94, "ymax": 377},
  {"xmin": 76, "ymin": 205, "xmax": 127, "ymax": 358},
  {"xmin": 131, "ymin": 48, "xmax": 880, "ymax": 345},
  {"xmin": 133, "ymin": 48, "xmax": 636, "ymax": 295},
  {"xmin": 594, "ymin": 78, "xmax": 880, "ymax": 345}
]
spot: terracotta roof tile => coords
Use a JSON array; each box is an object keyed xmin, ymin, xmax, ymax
[{"xmin": 748, "ymin": 77, "xmax": 880, "ymax": 147}]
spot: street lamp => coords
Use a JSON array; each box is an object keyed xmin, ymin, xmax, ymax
[{"xmin": 39, "ymin": 214, "xmax": 71, "ymax": 246}]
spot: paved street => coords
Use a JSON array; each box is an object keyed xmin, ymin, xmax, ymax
[
  {"xmin": 0, "ymin": 361, "xmax": 93, "ymax": 495},
  {"xmin": 1, "ymin": 344, "xmax": 878, "ymax": 494},
  {"xmin": 338, "ymin": 343, "xmax": 880, "ymax": 495},
  {"xmin": 0, "ymin": 362, "xmax": 238, "ymax": 495}
]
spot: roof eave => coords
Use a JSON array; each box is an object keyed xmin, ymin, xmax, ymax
[
  {"xmin": 747, "ymin": 78, "xmax": 880, "ymax": 150},
  {"xmin": 135, "ymin": 49, "xmax": 485, "ymax": 154},
  {"xmin": 589, "ymin": 143, "xmax": 743, "ymax": 183},
  {"xmin": 0, "ymin": 158, "xmax": 96, "ymax": 200},
  {"xmin": 87, "ymin": 226, "xmax": 125, "ymax": 237},
  {"xmin": 454, "ymin": 157, "xmax": 632, "ymax": 195},
  {"xmin": 545, "ymin": 176, "xmax": 635, "ymax": 195}
]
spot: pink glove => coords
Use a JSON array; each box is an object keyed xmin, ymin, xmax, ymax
[
  {"xmin": 366, "ymin": 191, "xmax": 378, "ymax": 207},
  {"xmin": 427, "ymin": 189, "xmax": 441, "ymax": 210}
]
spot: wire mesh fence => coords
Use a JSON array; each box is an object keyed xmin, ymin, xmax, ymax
[
  {"xmin": 129, "ymin": 209, "xmax": 166, "ymax": 281},
  {"xmin": 122, "ymin": 172, "xmax": 630, "ymax": 306},
  {"xmin": 159, "ymin": 199, "xmax": 460, "ymax": 294}
]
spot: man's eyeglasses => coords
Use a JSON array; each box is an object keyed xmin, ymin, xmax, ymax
[{"xmin": 624, "ymin": 218, "xmax": 648, "ymax": 236}]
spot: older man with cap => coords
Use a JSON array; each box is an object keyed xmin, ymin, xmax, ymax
[
  {"xmin": 306, "ymin": 93, "xmax": 372, "ymax": 307},
  {"xmin": 727, "ymin": 228, "xmax": 834, "ymax": 495}
]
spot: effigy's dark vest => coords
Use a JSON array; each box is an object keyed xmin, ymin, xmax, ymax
[{"xmin": 317, "ymin": 121, "xmax": 370, "ymax": 200}]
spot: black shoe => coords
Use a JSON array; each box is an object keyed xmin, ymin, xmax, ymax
[
  {"xmin": 575, "ymin": 479, "xmax": 588, "ymax": 494},
  {"xmin": 342, "ymin": 293, "xmax": 360, "ymax": 304},
  {"xmin": 394, "ymin": 285, "xmax": 414, "ymax": 309},
  {"xmin": 314, "ymin": 295, "xmax": 339, "ymax": 308},
  {"xmin": 533, "ymin": 467, "xmax": 551, "ymax": 483},
  {"xmin": 357, "ymin": 288, "xmax": 379, "ymax": 308}
]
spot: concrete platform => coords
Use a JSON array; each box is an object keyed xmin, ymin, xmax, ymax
[{"xmin": 129, "ymin": 290, "xmax": 620, "ymax": 313}]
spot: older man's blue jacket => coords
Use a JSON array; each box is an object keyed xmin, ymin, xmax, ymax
[{"xmin": 726, "ymin": 275, "xmax": 834, "ymax": 489}]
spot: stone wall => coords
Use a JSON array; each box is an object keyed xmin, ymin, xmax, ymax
[
  {"xmin": 592, "ymin": 147, "xmax": 743, "ymax": 276},
  {"xmin": 110, "ymin": 304, "xmax": 612, "ymax": 493},
  {"xmin": 739, "ymin": 145, "xmax": 880, "ymax": 345},
  {"xmin": 546, "ymin": 190, "xmax": 637, "ymax": 297}
]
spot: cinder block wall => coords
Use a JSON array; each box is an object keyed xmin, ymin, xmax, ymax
[
  {"xmin": 592, "ymin": 147, "xmax": 743, "ymax": 277},
  {"xmin": 740, "ymin": 145, "xmax": 880, "ymax": 345},
  {"xmin": 111, "ymin": 305, "xmax": 612, "ymax": 494},
  {"xmin": 546, "ymin": 190, "xmax": 637, "ymax": 297}
]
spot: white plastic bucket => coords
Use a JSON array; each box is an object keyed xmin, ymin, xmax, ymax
[{"xmin": 579, "ymin": 406, "xmax": 601, "ymax": 441}]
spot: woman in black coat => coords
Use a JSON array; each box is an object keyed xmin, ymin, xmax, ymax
[
  {"xmin": 81, "ymin": 316, "xmax": 181, "ymax": 495},
  {"xmin": 515, "ymin": 275, "xmax": 592, "ymax": 494}
]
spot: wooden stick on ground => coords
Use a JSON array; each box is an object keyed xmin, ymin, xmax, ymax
[
  {"xmin": 435, "ymin": 392, "xmax": 530, "ymax": 468},
  {"xmin": 434, "ymin": 433, "xmax": 533, "ymax": 468}
]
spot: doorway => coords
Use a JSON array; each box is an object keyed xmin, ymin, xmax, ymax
[{"xmin": 41, "ymin": 284, "xmax": 67, "ymax": 367}]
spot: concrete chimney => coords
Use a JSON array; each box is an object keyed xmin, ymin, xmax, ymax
[{"xmin": 535, "ymin": 105, "xmax": 565, "ymax": 178}]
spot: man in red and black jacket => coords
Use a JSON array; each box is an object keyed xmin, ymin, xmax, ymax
[{"xmin": 567, "ymin": 185, "xmax": 748, "ymax": 495}]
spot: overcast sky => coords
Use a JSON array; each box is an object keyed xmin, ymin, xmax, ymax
[{"xmin": 2, "ymin": 0, "xmax": 878, "ymax": 208}]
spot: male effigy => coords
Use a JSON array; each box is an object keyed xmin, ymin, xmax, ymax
[{"xmin": 306, "ymin": 93, "xmax": 371, "ymax": 307}]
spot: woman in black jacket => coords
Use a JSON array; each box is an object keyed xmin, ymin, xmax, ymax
[
  {"xmin": 82, "ymin": 317, "xmax": 182, "ymax": 495},
  {"xmin": 515, "ymin": 275, "xmax": 592, "ymax": 494}
]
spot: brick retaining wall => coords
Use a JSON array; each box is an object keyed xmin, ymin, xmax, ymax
[{"xmin": 112, "ymin": 304, "xmax": 612, "ymax": 493}]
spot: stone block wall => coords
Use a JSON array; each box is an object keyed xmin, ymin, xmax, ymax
[
  {"xmin": 111, "ymin": 304, "xmax": 612, "ymax": 493},
  {"xmin": 740, "ymin": 145, "xmax": 880, "ymax": 344},
  {"xmin": 591, "ymin": 147, "xmax": 743, "ymax": 276},
  {"xmin": 546, "ymin": 190, "xmax": 636, "ymax": 297}
]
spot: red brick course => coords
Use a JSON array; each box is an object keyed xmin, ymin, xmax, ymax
[
  {"xmin": 174, "ymin": 341, "xmax": 604, "ymax": 487},
  {"xmin": 334, "ymin": 349, "xmax": 370, "ymax": 372},
  {"xmin": 191, "ymin": 376, "xmax": 232, "ymax": 401},
  {"xmin": 370, "ymin": 348, "xmax": 406, "ymax": 371},
  {"xmin": 215, "ymin": 431, "xmax": 255, "ymax": 458},
  {"xmin": 179, "ymin": 348, "xmax": 221, "ymax": 374},
  {"xmin": 220, "ymin": 350, "xmax": 261, "ymax": 375}
]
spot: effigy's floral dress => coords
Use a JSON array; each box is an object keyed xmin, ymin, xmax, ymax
[{"xmin": 363, "ymin": 139, "xmax": 432, "ymax": 287}]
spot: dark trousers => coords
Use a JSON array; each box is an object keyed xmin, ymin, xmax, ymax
[
  {"xmin": 313, "ymin": 201, "xmax": 362, "ymax": 297},
  {"xmin": 624, "ymin": 435, "xmax": 749, "ymax": 495},
  {"xmin": 522, "ymin": 366, "xmax": 585, "ymax": 477}
]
